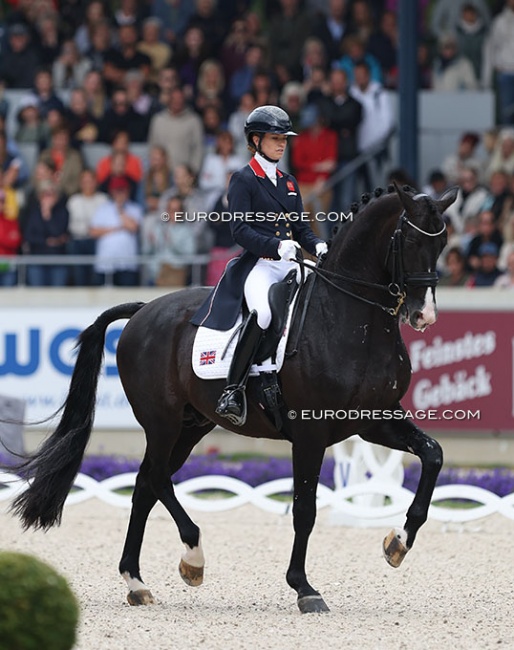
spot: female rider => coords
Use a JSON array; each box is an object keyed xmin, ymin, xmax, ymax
[{"xmin": 192, "ymin": 105, "xmax": 328, "ymax": 426}]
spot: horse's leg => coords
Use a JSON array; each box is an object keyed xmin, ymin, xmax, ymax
[
  {"xmin": 286, "ymin": 440, "xmax": 330, "ymax": 614},
  {"xmin": 119, "ymin": 422, "xmax": 212, "ymax": 605},
  {"xmin": 359, "ymin": 414, "xmax": 443, "ymax": 568}
]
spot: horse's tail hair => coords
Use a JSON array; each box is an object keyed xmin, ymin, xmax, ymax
[{"xmin": 10, "ymin": 302, "xmax": 145, "ymax": 531}]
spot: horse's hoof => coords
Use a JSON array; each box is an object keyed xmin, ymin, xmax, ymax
[
  {"xmin": 383, "ymin": 528, "xmax": 409, "ymax": 568},
  {"xmin": 179, "ymin": 559, "xmax": 204, "ymax": 587},
  {"xmin": 297, "ymin": 595, "xmax": 330, "ymax": 614},
  {"xmin": 127, "ymin": 589, "xmax": 155, "ymax": 606}
]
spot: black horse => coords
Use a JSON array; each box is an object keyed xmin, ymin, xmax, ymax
[{"xmin": 9, "ymin": 183, "xmax": 457, "ymax": 614}]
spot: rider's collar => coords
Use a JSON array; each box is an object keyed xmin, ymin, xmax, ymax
[{"xmin": 253, "ymin": 152, "xmax": 280, "ymax": 183}]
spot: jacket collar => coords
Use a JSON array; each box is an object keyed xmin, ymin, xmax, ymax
[{"xmin": 249, "ymin": 155, "xmax": 284, "ymax": 180}]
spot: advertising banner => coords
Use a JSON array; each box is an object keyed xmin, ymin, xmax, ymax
[
  {"xmin": 401, "ymin": 311, "xmax": 514, "ymax": 430},
  {"xmin": 0, "ymin": 308, "xmax": 136, "ymax": 429}
]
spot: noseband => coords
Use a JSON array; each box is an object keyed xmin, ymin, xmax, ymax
[
  {"xmin": 299, "ymin": 209, "xmax": 446, "ymax": 317},
  {"xmin": 386, "ymin": 210, "xmax": 446, "ymax": 297}
]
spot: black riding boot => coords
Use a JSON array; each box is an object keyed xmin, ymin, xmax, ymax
[{"xmin": 216, "ymin": 311, "xmax": 264, "ymax": 426}]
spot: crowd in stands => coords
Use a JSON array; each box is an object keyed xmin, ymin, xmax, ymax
[{"xmin": 0, "ymin": 0, "xmax": 512, "ymax": 289}]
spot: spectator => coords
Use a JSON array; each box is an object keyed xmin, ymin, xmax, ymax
[
  {"xmin": 103, "ymin": 24, "xmax": 152, "ymax": 93},
  {"xmin": 98, "ymin": 87, "xmax": 148, "ymax": 143},
  {"xmin": 279, "ymin": 82, "xmax": 306, "ymax": 134},
  {"xmin": 442, "ymin": 131, "xmax": 481, "ymax": 185},
  {"xmin": 368, "ymin": 10, "xmax": 398, "ymax": 89},
  {"xmin": 90, "ymin": 176, "xmax": 142, "ymax": 286},
  {"xmin": 422, "ymin": 169, "xmax": 449, "ymax": 200},
  {"xmin": 148, "ymin": 86, "xmax": 204, "ymax": 174},
  {"xmin": 229, "ymin": 44, "xmax": 265, "ymax": 106},
  {"xmin": 30, "ymin": 68, "xmax": 66, "ymax": 119},
  {"xmin": 65, "ymin": 88, "xmax": 99, "ymax": 146},
  {"xmin": 195, "ymin": 59, "xmax": 228, "ymax": 116},
  {"xmin": 250, "ymin": 70, "xmax": 278, "ymax": 107},
  {"xmin": 185, "ymin": 0, "xmax": 228, "ymax": 53},
  {"xmin": 455, "ymin": 3, "xmax": 488, "ymax": 83},
  {"xmin": 84, "ymin": 19, "xmax": 113, "ymax": 74},
  {"xmin": 432, "ymin": 32, "xmax": 478, "ymax": 91},
  {"xmin": 137, "ymin": 17, "xmax": 172, "ymax": 85},
  {"xmin": 25, "ymin": 157, "xmax": 59, "ymax": 217},
  {"xmin": 319, "ymin": 68, "xmax": 363, "ymax": 211},
  {"xmin": 444, "ymin": 165, "xmax": 490, "ymax": 236},
  {"xmin": 14, "ymin": 96, "xmax": 51, "ymax": 146},
  {"xmin": 335, "ymin": 35, "xmax": 383, "ymax": 85},
  {"xmin": 52, "ymin": 39, "xmax": 92, "ymax": 90},
  {"xmin": 173, "ymin": 26, "xmax": 210, "ymax": 97},
  {"xmin": 484, "ymin": 127, "xmax": 514, "ymax": 179},
  {"xmin": 66, "ymin": 169, "xmax": 108, "ymax": 286},
  {"xmin": 0, "ymin": 23, "xmax": 40, "ymax": 89},
  {"xmin": 301, "ymin": 37, "xmax": 328, "ymax": 84},
  {"xmin": 144, "ymin": 145, "xmax": 173, "ymax": 212},
  {"xmin": 82, "ymin": 70, "xmax": 108, "ymax": 121},
  {"xmin": 141, "ymin": 195, "xmax": 196, "ymax": 286},
  {"xmin": 155, "ymin": 65, "xmax": 181, "ymax": 108},
  {"xmin": 113, "ymin": 0, "xmax": 144, "ymax": 28},
  {"xmin": 430, "ymin": 0, "xmax": 490, "ymax": 39},
  {"xmin": 483, "ymin": 0, "xmax": 514, "ymax": 125},
  {"xmin": 219, "ymin": 18, "xmax": 251, "ymax": 84},
  {"xmin": 98, "ymin": 151, "xmax": 138, "ymax": 203},
  {"xmin": 151, "ymin": 0, "xmax": 195, "ymax": 45},
  {"xmin": 227, "ymin": 92, "xmax": 256, "ymax": 159},
  {"xmin": 466, "ymin": 209, "xmax": 504, "ymax": 270},
  {"xmin": 268, "ymin": 0, "xmax": 312, "ymax": 81},
  {"xmin": 467, "ymin": 241, "xmax": 502, "ymax": 286},
  {"xmin": 0, "ymin": 131, "xmax": 24, "ymax": 189},
  {"xmin": 291, "ymin": 104, "xmax": 338, "ymax": 237},
  {"xmin": 481, "ymin": 169, "xmax": 513, "ymax": 223},
  {"xmin": 346, "ymin": 0, "xmax": 375, "ymax": 45},
  {"xmin": 199, "ymin": 131, "xmax": 245, "ymax": 210},
  {"xmin": 204, "ymin": 173, "xmax": 238, "ymax": 286},
  {"xmin": 350, "ymin": 60, "xmax": 394, "ymax": 153},
  {"xmin": 302, "ymin": 65, "xmax": 330, "ymax": 104},
  {"xmin": 39, "ymin": 126, "xmax": 84, "ymax": 197},
  {"xmin": 439, "ymin": 246, "xmax": 470, "ymax": 286},
  {"xmin": 22, "ymin": 180, "xmax": 69, "ymax": 287},
  {"xmin": 201, "ymin": 104, "xmax": 223, "ymax": 155},
  {"xmin": 74, "ymin": 0, "xmax": 108, "ymax": 54},
  {"xmin": 311, "ymin": 0, "xmax": 348, "ymax": 64},
  {"xmin": 494, "ymin": 248, "xmax": 514, "ymax": 287},
  {"xmin": 96, "ymin": 130, "xmax": 143, "ymax": 188},
  {"xmin": 124, "ymin": 69, "xmax": 158, "ymax": 130},
  {"xmin": 36, "ymin": 10, "xmax": 63, "ymax": 66},
  {"xmin": 0, "ymin": 182, "xmax": 21, "ymax": 287}
]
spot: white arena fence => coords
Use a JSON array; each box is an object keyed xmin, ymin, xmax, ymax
[{"xmin": 1, "ymin": 438, "xmax": 513, "ymax": 525}]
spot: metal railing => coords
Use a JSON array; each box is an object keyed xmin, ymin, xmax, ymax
[{"xmin": 0, "ymin": 252, "xmax": 230, "ymax": 287}]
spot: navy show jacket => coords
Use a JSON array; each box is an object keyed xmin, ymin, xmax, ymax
[{"xmin": 191, "ymin": 156, "xmax": 323, "ymax": 330}]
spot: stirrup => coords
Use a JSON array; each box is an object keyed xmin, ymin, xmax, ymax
[{"xmin": 215, "ymin": 385, "xmax": 247, "ymax": 427}]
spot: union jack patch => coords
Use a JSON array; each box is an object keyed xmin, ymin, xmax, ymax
[
  {"xmin": 199, "ymin": 350, "xmax": 216, "ymax": 365},
  {"xmin": 287, "ymin": 180, "xmax": 295, "ymax": 192}
]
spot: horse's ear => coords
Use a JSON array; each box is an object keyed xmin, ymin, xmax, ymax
[
  {"xmin": 393, "ymin": 181, "xmax": 417, "ymax": 214},
  {"xmin": 435, "ymin": 186, "xmax": 459, "ymax": 213}
]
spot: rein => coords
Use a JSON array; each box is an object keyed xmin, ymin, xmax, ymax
[{"xmin": 297, "ymin": 210, "xmax": 447, "ymax": 318}]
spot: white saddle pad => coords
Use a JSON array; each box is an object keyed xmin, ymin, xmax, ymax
[{"xmin": 192, "ymin": 296, "xmax": 299, "ymax": 380}]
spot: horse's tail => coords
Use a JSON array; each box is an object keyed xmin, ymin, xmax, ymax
[{"xmin": 10, "ymin": 302, "xmax": 145, "ymax": 531}]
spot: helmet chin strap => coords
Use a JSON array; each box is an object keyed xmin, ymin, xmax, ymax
[{"xmin": 256, "ymin": 134, "xmax": 280, "ymax": 163}]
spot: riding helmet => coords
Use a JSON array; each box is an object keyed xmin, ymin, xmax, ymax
[{"xmin": 244, "ymin": 105, "xmax": 297, "ymax": 146}]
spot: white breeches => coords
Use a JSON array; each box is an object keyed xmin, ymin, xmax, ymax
[{"xmin": 244, "ymin": 258, "xmax": 301, "ymax": 329}]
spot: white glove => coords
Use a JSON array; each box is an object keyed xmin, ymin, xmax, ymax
[
  {"xmin": 278, "ymin": 240, "xmax": 301, "ymax": 261},
  {"xmin": 315, "ymin": 242, "xmax": 328, "ymax": 257}
]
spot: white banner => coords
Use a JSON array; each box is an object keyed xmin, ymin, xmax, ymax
[{"xmin": 0, "ymin": 308, "xmax": 138, "ymax": 429}]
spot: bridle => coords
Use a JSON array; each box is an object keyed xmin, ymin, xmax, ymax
[{"xmin": 297, "ymin": 209, "xmax": 447, "ymax": 318}]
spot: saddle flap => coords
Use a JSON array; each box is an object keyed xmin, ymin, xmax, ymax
[{"xmin": 255, "ymin": 269, "xmax": 299, "ymax": 363}]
